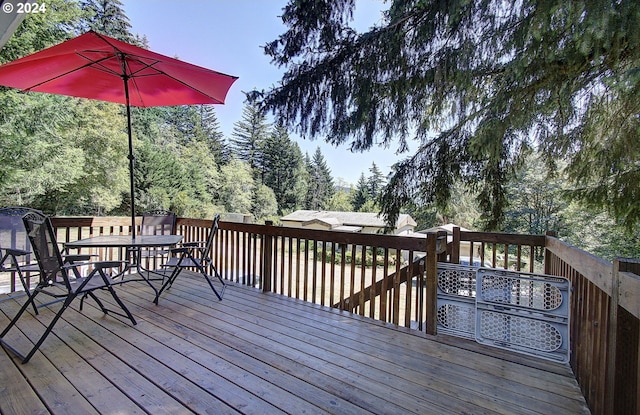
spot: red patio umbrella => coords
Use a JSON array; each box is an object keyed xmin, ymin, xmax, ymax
[{"xmin": 0, "ymin": 31, "xmax": 238, "ymax": 237}]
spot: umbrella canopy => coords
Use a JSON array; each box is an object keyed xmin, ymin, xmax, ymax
[{"xmin": 0, "ymin": 31, "xmax": 238, "ymax": 236}]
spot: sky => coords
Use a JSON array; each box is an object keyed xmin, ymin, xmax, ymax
[{"xmin": 124, "ymin": 0, "xmax": 407, "ymax": 185}]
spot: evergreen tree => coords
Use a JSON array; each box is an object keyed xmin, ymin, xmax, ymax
[
  {"xmin": 503, "ymin": 153, "xmax": 567, "ymax": 236},
  {"xmin": 352, "ymin": 173, "xmax": 369, "ymax": 212},
  {"xmin": 260, "ymin": 0, "xmax": 640, "ymax": 229},
  {"xmin": 134, "ymin": 139, "xmax": 185, "ymax": 213},
  {"xmin": 261, "ymin": 124, "xmax": 306, "ymax": 213},
  {"xmin": 197, "ymin": 105, "xmax": 228, "ymax": 165},
  {"xmin": 305, "ymin": 147, "xmax": 334, "ymax": 210},
  {"xmin": 229, "ymin": 101, "xmax": 270, "ymax": 178},
  {"xmin": 367, "ymin": 162, "xmax": 385, "ymax": 200},
  {"xmin": 161, "ymin": 105, "xmax": 202, "ymax": 145},
  {"xmin": 80, "ymin": 0, "xmax": 133, "ymax": 42}
]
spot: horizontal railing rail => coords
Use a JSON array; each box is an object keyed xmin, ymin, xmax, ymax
[{"xmin": 451, "ymin": 227, "xmax": 546, "ymax": 271}]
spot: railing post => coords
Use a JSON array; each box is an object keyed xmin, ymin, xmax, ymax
[
  {"xmin": 451, "ymin": 226, "xmax": 460, "ymax": 263},
  {"xmin": 605, "ymin": 259, "xmax": 620, "ymax": 415},
  {"xmin": 436, "ymin": 230, "xmax": 448, "ymax": 262},
  {"xmin": 425, "ymin": 232, "xmax": 438, "ymax": 335},
  {"xmin": 544, "ymin": 231, "xmax": 556, "ymax": 274},
  {"xmin": 262, "ymin": 220, "xmax": 273, "ymax": 293}
]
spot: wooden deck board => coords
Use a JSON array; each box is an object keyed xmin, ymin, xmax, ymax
[{"xmin": 0, "ymin": 272, "xmax": 590, "ymax": 415}]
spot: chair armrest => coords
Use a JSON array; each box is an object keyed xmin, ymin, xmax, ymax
[
  {"xmin": 92, "ymin": 261, "xmax": 126, "ymax": 269},
  {"xmin": 4, "ymin": 248, "xmax": 30, "ymax": 256},
  {"xmin": 62, "ymin": 261, "xmax": 125, "ymax": 271},
  {"xmin": 169, "ymin": 247, "xmax": 191, "ymax": 254},
  {"xmin": 63, "ymin": 254, "xmax": 97, "ymax": 262},
  {"xmin": 181, "ymin": 241, "xmax": 206, "ymax": 247}
]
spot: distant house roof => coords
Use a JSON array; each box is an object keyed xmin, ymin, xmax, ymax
[
  {"xmin": 281, "ymin": 210, "xmax": 417, "ymax": 231},
  {"xmin": 302, "ymin": 217, "xmax": 342, "ymax": 228},
  {"xmin": 418, "ymin": 223, "xmax": 471, "ymax": 234},
  {"xmin": 415, "ymin": 223, "xmax": 473, "ymax": 244}
]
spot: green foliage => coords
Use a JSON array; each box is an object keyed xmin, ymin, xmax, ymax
[
  {"xmin": 261, "ymin": 124, "xmax": 307, "ymax": 213},
  {"xmin": 229, "ymin": 100, "xmax": 270, "ymax": 174},
  {"xmin": 367, "ymin": 162, "xmax": 385, "ymax": 200},
  {"xmin": 252, "ymin": 184, "xmax": 279, "ymax": 223},
  {"xmin": 504, "ymin": 151, "xmax": 640, "ymax": 260},
  {"xmin": 219, "ymin": 159, "xmax": 255, "ymax": 214},
  {"xmin": 261, "ymin": 0, "xmax": 640, "ymax": 230},
  {"xmin": 0, "ymin": 0, "xmax": 83, "ymax": 63},
  {"xmin": 79, "ymin": 0, "xmax": 134, "ymax": 41},
  {"xmin": 305, "ymin": 147, "xmax": 334, "ymax": 209},
  {"xmin": 0, "ymin": 92, "xmax": 129, "ymax": 214},
  {"xmin": 351, "ymin": 173, "xmax": 369, "ymax": 211},
  {"xmin": 326, "ymin": 188, "xmax": 352, "ymax": 211},
  {"xmin": 561, "ymin": 203, "xmax": 640, "ymax": 261},
  {"xmin": 503, "ymin": 153, "xmax": 567, "ymax": 235}
]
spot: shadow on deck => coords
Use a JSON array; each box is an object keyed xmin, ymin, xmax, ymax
[{"xmin": 0, "ymin": 271, "xmax": 589, "ymax": 415}]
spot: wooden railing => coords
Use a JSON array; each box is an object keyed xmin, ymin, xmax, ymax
[
  {"xmin": 450, "ymin": 227, "xmax": 547, "ymax": 271},
  {"xmin": 449, "ymin": 228, "xmax": 639, "ymax": 415},
  {"xmin": 545, "ymin": 237, "xmax": 640, "ymax": 415},
  {"xmin": 217, "ymin": 220, "xmax": 441, "ymax": 332},
  {"xmin": 2, "ymin": 215, "xmax": 638, "ymax": 415},
  {"xmin": 46, "ymin": 217, "xmax": 439, "ymax": 331}
]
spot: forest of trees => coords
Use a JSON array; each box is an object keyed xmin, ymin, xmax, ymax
[
  {"xmin": 0, "ymin": 0, "xmax": 387, "ymax": 221},
  {"xmin": 0, "ymin": 0, "xmax": 638, "ymax": 261}
]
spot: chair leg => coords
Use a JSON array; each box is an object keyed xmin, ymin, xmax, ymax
[
  {"xmin": 0, "ymin": 289, "xmax": 40, "ymax": 339},
  {"xmin": 103, "ymin": 284, "xmax": 137, "ymax": 326},
  {"xmin": 21, "ymin": 295, "xmax": 76, "ymax": 364},
  {"xmin": 196, "ymin": 262, "xmax": 225, "ymax": 301},
  {"xmin": 88, "ymin": 270, "xmax": 137, "ymax": 326},
  {"xmin": 154, "ymin": 266, "xmax": 183, "ymax": 305},
  {"xmin": 12, "ymin": 258, "xmax": 39, "ymax": 315},
  {"xmin": 83, "ymin": 291, "xmax": 104, "ymax": 312},
  {"xmin": 1, "ymin": 290, "xmax": 74, "ymax": 364}
]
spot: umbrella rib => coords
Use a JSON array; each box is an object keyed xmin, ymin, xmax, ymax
[
  {"xmin": 134, "ymin": 68, "xmax": 228, "ymax": 104},
  {"xmin": 87, "ymin": 32, "xmax": 235, "ymax": 104},
  {"xmin": 19, "ymin": 54, "xmax": 116, "ymax": 91},
  {"xmin": 118, "ymin": 52, "xmax": 232, "ymax": 104},
  {"xmin": 76, "ymin": 50, "xmax": 162, "ymax": 79}
]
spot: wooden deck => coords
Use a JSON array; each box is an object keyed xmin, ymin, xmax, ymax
[{"xmin": 0, "ymin": 271, "xmax": 590, "ymax": 415}]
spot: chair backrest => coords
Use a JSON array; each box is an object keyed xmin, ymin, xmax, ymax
[
  {"xmin": 140, "ymin": 210, "xmax": 176, "ymax": 236},
  {"xmin": 202, "ymin": 214, "xmax": 220, "ymax": 261},
  {"xmin": 0, "ymin": 207, "xmax": 43, "ymax": 266},
  {"xmin": 22, "ymin": 210, "xmax": 67, "ymax": 287}
]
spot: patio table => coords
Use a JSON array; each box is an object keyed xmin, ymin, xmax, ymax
[{"xmin": 65, "ymin": 235, "xmax": 182, "ymax": 299}]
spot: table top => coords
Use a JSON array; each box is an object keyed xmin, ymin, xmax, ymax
[{"xmin": 65, "ymin": 234, "xmax": 183, "ymax": 249}]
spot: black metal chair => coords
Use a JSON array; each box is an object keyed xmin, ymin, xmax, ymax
[
  {"xmin": 155, "ymin": 214, "xmax": 225, "ymax": 304},
  {"xmin": 0, "ymin": 207, "xmax": 43, "ymax": 313},
  {"xmin": 0, "ymin": 210, "xmax": 136, "ymax": 363},
  {"xmin": 127, "ymin": 210, "xmax": 177, "ymax": 269},
  {"xmin": 0, "ymin": 207, "xmax": 98, "ymax": 314}
]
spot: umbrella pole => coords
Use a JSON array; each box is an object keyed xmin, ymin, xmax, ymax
[{"xmin": 123, "ymin": 76, "xmax": 137, "ymax": 239}]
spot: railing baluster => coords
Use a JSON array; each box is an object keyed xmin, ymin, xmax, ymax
[
  {"xmin": 338, "ymin": 243, "xmax": 346, "ymax": 310},
  {"xmin": 380, "ymin": 248, "xmax": 389, "ymax": 322},
  {"xmin": 405, "ymin": 250, "xmax": 414, "ymax": 327},
  {"xmin": 359, "ymin": 246, "xmax": 367, "ymax": 316},
  {"xmin": 369, "ymin": 246, "xmax": 377, "ymax": 318}
]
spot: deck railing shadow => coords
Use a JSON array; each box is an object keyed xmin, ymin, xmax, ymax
[{"xmin": 0, "ymin": 215, "xmax": 635, "ymax": 415}]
